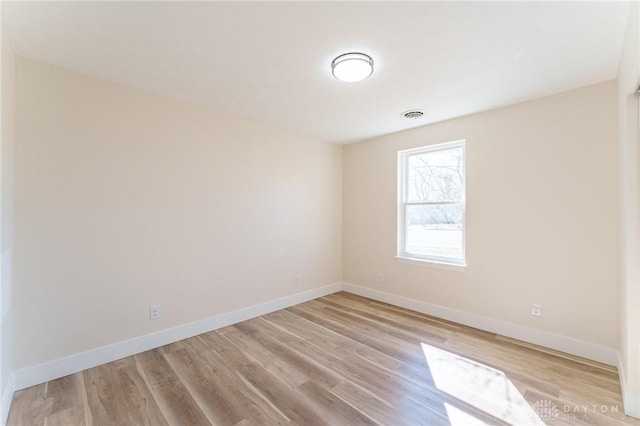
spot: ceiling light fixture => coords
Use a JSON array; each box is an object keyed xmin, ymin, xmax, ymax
[{"xmin": 331, "ymin": 52, "xmax": 374, "ymax": 83}]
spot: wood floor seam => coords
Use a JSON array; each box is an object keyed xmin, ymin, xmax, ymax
[{"xmin": 7, "ymin": 292, "xmax": 640, "ymax": 426}]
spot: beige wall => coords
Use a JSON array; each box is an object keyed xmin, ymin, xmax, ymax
[
  {"xmin": 1, "ymin": 13, "xmax": 15, "ymax": 416},
  {"xmin": 344, "ymin": 81, "xmax": 619, "ymax": 348},
  {"xmin": 618, "ymin": 1, "xmax": 640, "ymax": 416},
  {"xmin": 6, "ymin": 27, "xmax": 633, "ymax": 413},
  {"xmin": 13, "ymin": 58, "xmax": 342, "ymax": 369}
]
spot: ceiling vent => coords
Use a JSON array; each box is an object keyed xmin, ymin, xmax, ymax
[{"xmin": 402, "ymin": 110, "xmax": 425, "ymax": 119}]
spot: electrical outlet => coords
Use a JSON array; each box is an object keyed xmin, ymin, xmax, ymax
[
  {"xmin": 531, "ymin": 303, "xmax": 542, "ymax": 317},
  {"xmin": 296, "ymin": 274, "xmax": 302, "ymax": 286},
  {"xmin": 378, "ymin": 272, "xmax": 385, "ymax": 283},
  {"xmin": 149, "ymin": 304, "xmax": 161, "ymax": 320}
]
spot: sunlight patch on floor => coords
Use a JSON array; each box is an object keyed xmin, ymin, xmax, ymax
[
  {"xmin": 421, "ymin": 343, "xmax": 545, "ymax": 426},
  {"xmin": 444, "ymin": 402, "xmax": 492, "ymax": 425}
]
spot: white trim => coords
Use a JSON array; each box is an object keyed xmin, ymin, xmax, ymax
[
  {"xmin": 342, "ymin": 282, "xmax": 618, "ymax": 366},
  {"xmin": 395, "ymin": 256, "xmax": 467, "ymax": 272},
  {"xmin": 10, "ymin": 280, "xmax": 632, "ymax": 419},
  {"xmin": 1, "ymin": 373, "xmax": 15, "ymax": 426},
  {"xmin": 618, "ymin": 352, "xmax": 640, "ymax": 418},
  {"xmin": 399, "ymin": 139, "xmax": 467, "ymax": 155},
  {"xmin": 397, "ymin": 140, "xmax": 466, "ymax": 266},
  {"xmin": 13, "ymin": 283, "xmax": 342, "ymax": 391}
]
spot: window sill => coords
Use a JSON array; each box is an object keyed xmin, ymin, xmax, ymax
[{"xmin": 395, "ymin": 256, "xmax": 467, "ymax": 272}]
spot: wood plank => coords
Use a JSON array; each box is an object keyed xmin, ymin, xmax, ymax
[
  {"xmin": 134, "ymin": 349, "xmax": 211, "ymax": 426},
  {"xmin": 236, "ymin": 362, "xmax": 328, "ymax": 425},
  {"xmin": 44, "ymin": 374, "xmax": 84, "ymax": 415},
  {"xmin": 287, "ymin": 303, "xmax": 432, "ymax": 371},
  {"xmin": 180, "ymin": 334, "xmax": 291, "ymax": 425},
  {"xmin": 297, "ymin": 380, "xmax": 377, "ymax": 426},
  {"xmin": 233, "ymin": 321, "xmax": 343, "ymax": 389},
  {"xmin": 164, "ymin": 348, "xmax": 248, "ymax": 425},
  {"xmin": 249, "ymin": 314, "xmax": 506, "ymax": 425},
  {"xmin": 217, "ymin": 326, "xmax": 309, "ymax": 388},
  {"xmin": 7, "ymin": 293, "xmax": 640, "ymax": 426},
  {"xmin": 318, "ymin": 294, "xmax": 453, "ymax": 343},
  {"xmin": 43, "ymin": 404, "xmax": 84, "ymax": 426},
  {"xmin": 6, "ymin": 384, "xmax": 51, "ymax": 426},
  {"xmin": 83, "ymin": 357, "xmax": 168, "ymax": 426}
]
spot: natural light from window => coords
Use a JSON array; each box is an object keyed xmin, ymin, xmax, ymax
[
  {"xmin": 398, "ymin": 141, "xmax": 466, "ymax": 265},
  {"xmin": 421, "ymin": 343, "xmax": 544, "ymax": 425}
]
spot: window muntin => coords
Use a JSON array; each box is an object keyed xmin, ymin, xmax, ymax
[{"xmin": 399, "ymin": 141, "xmax": 465, "ymax": 265}]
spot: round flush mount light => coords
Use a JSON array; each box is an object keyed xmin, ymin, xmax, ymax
[{"xmin": 331, "ymin": 52, "xmax": 374, "ymax": 82}]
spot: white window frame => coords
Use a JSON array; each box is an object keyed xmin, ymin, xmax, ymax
[{"xmin": 397, "ymin": 140, "xmax": 466, "ymax": 267}]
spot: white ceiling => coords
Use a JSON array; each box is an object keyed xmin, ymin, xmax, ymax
[{"xmin": 1, "ymin": 1, "xmax": 631, "ymax": 144}]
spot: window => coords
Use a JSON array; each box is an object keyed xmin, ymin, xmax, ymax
[{"xmin": 398, "ymin": 140, "xmax": 465, "ymax": 265}]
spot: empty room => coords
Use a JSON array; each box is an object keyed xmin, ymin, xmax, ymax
[{"xmin": 0, "ymin": 1, "xmax": 639, "ymax": 425}]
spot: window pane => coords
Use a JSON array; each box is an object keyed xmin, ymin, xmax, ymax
[
  {"xmin": 406, "ymin": 204, "xmax": 463, "ymax": 260},
  {"xmin": 407, "ymin": 146, "xmax": 464, "ymax": 203}
]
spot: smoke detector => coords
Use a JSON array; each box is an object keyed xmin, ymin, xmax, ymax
[{"xmin": 401, "ymin": 110, "xmax": 425, "ymax": 119}]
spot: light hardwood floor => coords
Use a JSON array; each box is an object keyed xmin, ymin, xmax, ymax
[{"xmin": 8, "ymin": 292, "xmax": 640, "ymax": 425}]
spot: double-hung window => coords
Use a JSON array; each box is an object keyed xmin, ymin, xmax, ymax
[{"xmin": 398, "ymin": 140, "xmax": 466, "ymax": 266}]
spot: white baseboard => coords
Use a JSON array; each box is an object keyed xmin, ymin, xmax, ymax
[
  {"xmin": 618, "ymin": 353, "xmax": 640, "ymax": 419},
  {"xmin": 1, "ymin": 373, "xmax": 15, "ymax": 426},
  {"xmin": 342, "ymin": 282, "xmax": 619, "ymax": 366},
  {"xmin": 10, "ymin": 281, "xmax": 632, "ymax": 418},
  {"xmin": 13, "ymin": 283, "xmax": 342, "ymax": 392}
]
